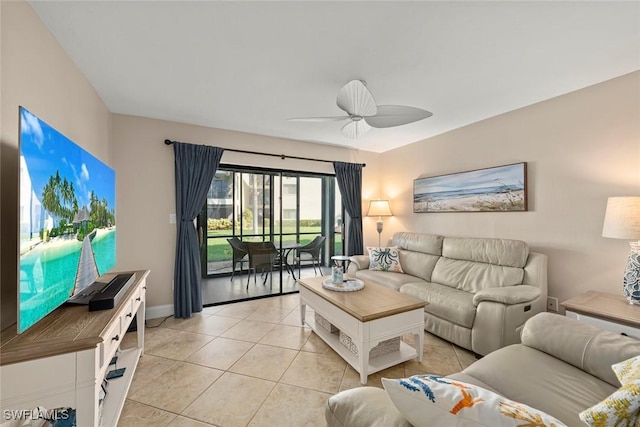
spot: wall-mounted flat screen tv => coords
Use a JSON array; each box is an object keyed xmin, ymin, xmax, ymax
[{"xmin": 18, "ymin": 106, "xmax": 116, "ymax": 333}]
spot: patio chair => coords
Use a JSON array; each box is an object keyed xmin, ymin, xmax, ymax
[
  {"xmin": 245, "ymin": 241, "xmax": 279, "ymax": 290},
  {"xmin": 295, "ymin": 235, "xmax": 326, "ymax": 277},
  {"xmin": 227, "ymin": 237, "xmax": 248, "ymax": 281}
]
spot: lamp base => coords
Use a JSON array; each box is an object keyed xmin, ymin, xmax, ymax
[{"xmin": 623, "ymin": 241, "xmax": 640, "ymax": 305}]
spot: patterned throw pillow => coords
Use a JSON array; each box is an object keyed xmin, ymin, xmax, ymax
[
  {"xmin": 367, "ymin": 246, "xmax": 404, "ymax": 273},
  {"xmin": 579, "ymin": 379, "xmax": 640, "ymax": 426},
  {"xmin": 382, "ymin": 375, "xmax": 567, "ymax": 427},
  {"xmin": 613, "ymin": 355, "xmax": 640, "ymax": 385}
]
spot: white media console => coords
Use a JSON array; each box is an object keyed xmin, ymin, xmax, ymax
[{"xmin": 0, "ymin": 270, "xmax": 149, "ymax": 426}]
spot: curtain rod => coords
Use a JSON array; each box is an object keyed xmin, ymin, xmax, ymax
[{"xmin": 164, "ymin": 139, "xmax": 366, "ymax": 167}]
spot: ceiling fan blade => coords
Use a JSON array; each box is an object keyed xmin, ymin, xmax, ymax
[
  {"xmin": 340, "ymin": 119, "xmax": 371, "ymax": 139},
  {"xmin": 288, "ymin": 116, "xmax": 348, "ymax": 122},
  {"xmin": 364, "ymin": 105, "xmax": 433, "ymax": 128},
  {"xmin": 336, "ymin": 80, "xmax": 377, "ymax": 117}
]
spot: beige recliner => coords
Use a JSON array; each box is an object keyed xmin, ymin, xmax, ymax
[
  {"xmin": 326, "ymin": 313, "xmax": 640, "ymax": 426},
  {"xmin": 348, "ymin": 232, "xmax": 548, "ymax": 356}
]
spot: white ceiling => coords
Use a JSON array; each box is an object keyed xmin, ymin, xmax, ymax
[{"xmin": 29, "ymin": 1, "xmax": 640, "ymax": 153}]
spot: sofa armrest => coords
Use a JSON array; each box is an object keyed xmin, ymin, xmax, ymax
[
  {"xmin": 347, "ymin": 255, "xmax": 370, "ymax": 273},
  {"xmin": 472, "ymin": 285, "xmax": 541, "ymax": 307}
]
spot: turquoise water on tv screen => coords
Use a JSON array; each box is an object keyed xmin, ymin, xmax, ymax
[{"xmin": 19, "ymin": 229, "xmax": 116, "ymax": 333}]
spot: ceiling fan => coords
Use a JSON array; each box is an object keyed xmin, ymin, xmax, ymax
[{"xmin": 290, "ymin": 80, "xmax": 433, "ymax": 139}]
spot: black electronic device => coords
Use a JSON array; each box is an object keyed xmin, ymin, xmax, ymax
[
  {"xmin": 66, "ymin": 281, "xmax": 108, "ymax": 305},
  {"xmin": 88, "ymin": 273, "xmax": 136, "ymax": 311},
  {"xmin": 105, "ymin": 368, "xmax": 126, "ymax": 380}
]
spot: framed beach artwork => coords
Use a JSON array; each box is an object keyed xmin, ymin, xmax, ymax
[{"xmin": 413, "ymin": 162, "xmax": 528, "ymax": 213}]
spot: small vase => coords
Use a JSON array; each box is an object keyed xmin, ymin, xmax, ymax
[
  {"xmin": 623, "ymin": 241, "xmax": 640, "ymax": 305},
  {"xmin": 332, "ymin": 266, "xmax": 344, "ymax": 284}
]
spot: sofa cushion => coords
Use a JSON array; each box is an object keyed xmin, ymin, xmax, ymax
[
  {"xmin": 355, "ymin": 270, "xmax": 424, "ymax": 291},
  {"xmin": 442, "ymin": 237, "xmax": 529, "ymax": 268},
  {"xmin": 392, "ymin": 232, "xmax": 443, "ymax": 256},
  {"xmin": 401, "ymin": 282, "xmax": 476, "ymax": 328},
  {"xmin": 461, "ymin": 344, "xmax": 617, "ymax": 426},
  {"xmin": 521, "ymin": 313, "xmax": 640, "ymax": 387},
  {"xmin": 431, "ymin": 257, "xmax": 524, "ymax": 293},
  {"xmin": 382, "ymin": 375, "xmax": 567, "ymax": 427},
  {"xmin": 397, "ymin": 250, "xmax": 440, "ymax": 282}
]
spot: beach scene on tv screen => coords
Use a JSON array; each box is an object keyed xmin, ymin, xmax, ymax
[{"xmin": 19, "ymin": 107, "xmax": 116, "ymax": 332}]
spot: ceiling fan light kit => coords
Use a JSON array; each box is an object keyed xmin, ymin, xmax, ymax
[{"xmin": 290, "ymin": 80, "xmax": 433, "ymax": 139}]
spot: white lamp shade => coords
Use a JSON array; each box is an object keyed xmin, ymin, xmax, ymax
[
  {"xmin": 367, "ymin": 200, "xmax": 392, "ymax": 217},
  {"xmin": 602, "ymin": 196, "xmax": 640, "ymax": 239}
]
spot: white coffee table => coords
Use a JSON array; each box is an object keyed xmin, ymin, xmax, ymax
[{"xmin": 298, "ymin": 276, "xmax": 425, "ymax": 384}]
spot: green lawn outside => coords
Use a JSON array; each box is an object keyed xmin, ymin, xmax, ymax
[
  {"xmin": 207, "ymin": 225, "xmax": 321, "ymax": 238},
  {"xmin": 205, "ymin": 228, "xmax": 342, "ymax": 263}
]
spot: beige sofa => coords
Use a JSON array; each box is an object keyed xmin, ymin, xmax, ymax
[
  {"xmin": 348, "ymin": 232, "xmax": 547, "ymax": 356},
  {"xmin": 326, "ymin": 313, "xmax": 640, "ymax": 426}
]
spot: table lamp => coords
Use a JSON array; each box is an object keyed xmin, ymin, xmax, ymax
[
  {"xmin": 602, "ymin": 196, "xmax": 640, "ymax": 304},
  {"xmin": 367, "ymin": 199, "xmax": 392, "ymax": 247}
]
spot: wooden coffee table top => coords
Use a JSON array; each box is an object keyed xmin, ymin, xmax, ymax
[{"xmin": 298, "ymin": 276, "xmax": 425, "ymax": 322}]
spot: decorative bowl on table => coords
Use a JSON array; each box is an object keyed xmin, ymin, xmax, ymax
[{"xmin": 321, "ymin": 278, "xmax": 364, "ymax": 292}]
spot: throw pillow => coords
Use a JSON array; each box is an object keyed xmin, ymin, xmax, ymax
[
  {"xmin": 612, "ymin": 355, "xmax": 640, "ymax": 385},
  {"xmin": 367, "ymin": 246, "xmax": 404, "ymax": 273},
  {"xmin": 579, "ymin": 379, "xmax": 640, "ymax": 427},
  {"xmin": 382, "ymin": 375, "xmax": 567, "ymax": 427}
]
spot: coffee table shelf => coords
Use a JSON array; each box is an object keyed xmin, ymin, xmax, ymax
[
  {"xmin": 307, "ymin": 314, "xmax": 420, "ymax": 375},
  {"xmin": 299, "ymin": 276, "xmax": 425, "ymax": 384}
]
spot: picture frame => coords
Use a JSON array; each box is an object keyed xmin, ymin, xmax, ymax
[{"xmin": 413, "ymin": 162, "xmax": 528, "ymax": 213}]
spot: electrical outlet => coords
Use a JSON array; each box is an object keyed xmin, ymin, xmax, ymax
[{"xmin": 547, "ymin": 296, "xmax": 558, "ymax": 312}]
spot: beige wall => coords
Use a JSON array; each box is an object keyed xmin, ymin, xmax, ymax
[
  {"xmin": 378, "ymin": 71, "xmax": 640, "ymax": 309},
  {"xmin": 111, "ymin": 114, "xmax": 380, "ymax": 309},
  {"xmin": 0, "ymin": 0, "xmax": 112, "ymax": 329}
]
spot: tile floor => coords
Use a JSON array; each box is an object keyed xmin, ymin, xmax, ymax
[
  {"xmin": 118, "ymin": 294, "xmax": 478, "ymax": 427},
  {"xmin": 201, "ymin": 265, "xmax": 321, "ymax": 306}
]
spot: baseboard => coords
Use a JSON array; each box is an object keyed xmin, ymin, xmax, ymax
[{"xmin": 146, "ymin": 304, "xmax": 174, "ymax": 320}]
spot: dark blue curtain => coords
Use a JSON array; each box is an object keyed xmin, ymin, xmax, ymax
[
  {"xmin": 173, "ymin": 142, "xmax": 223, "ymax": 318},
  {"xmin": 333, "ymin": 161, "xmax": 363, "ymax": 255}
]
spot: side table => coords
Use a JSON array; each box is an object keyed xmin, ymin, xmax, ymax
[{"xmin": 560, "ymin": 291, "xmax": 640, "ymax": 339}]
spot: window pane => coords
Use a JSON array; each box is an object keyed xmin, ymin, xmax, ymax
[
  {"xmin": 206, "ymin": 171, "xmax": 233, "ymax": 238},
  {"xmin": 263, "ymin": 174, "xmax": 272, "ymax": 236},
  {"xmin": 205, "ymin": 170, "xmax": 234, "ymax": 275},
  {"xmin": 243, "ymin": 173, "xmax": 264, "ymax": 235},
  {"xmin": 300, "ymin": 177, "xmax": 321, "ymax": 235},
  {"xmin": 274, "ymin": 175, "xmax": 282, "ymax": 235},
  {"xmin": 281, "ymin": 176, "xmax": 297, "ymax": 236},
  {"xmin": 234, "ymin": 172, "xmax": 241, "ymax": 234}
]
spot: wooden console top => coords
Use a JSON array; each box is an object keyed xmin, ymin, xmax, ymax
[
  {"xmin": 1, "ymin": 270, "xmax": 149, "ymax": 365},
  {"xmin": 298, "ymin": 276, "xmax": 425, "ymax": 322}
]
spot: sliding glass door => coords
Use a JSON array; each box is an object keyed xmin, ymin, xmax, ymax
[{"xmin": 200, "ymin": 165, "xmax": 343, "ymax": 302}]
